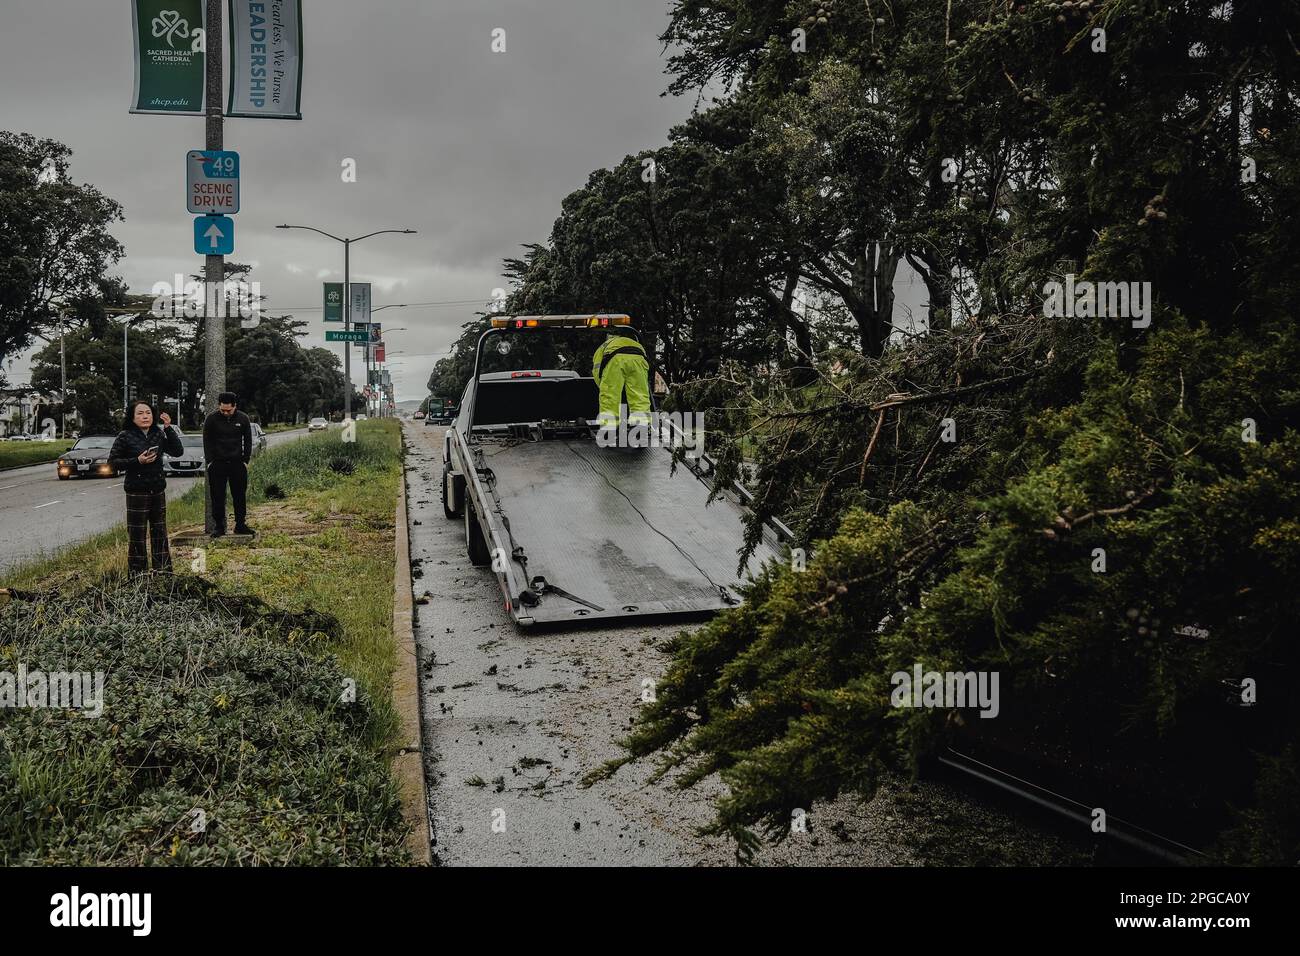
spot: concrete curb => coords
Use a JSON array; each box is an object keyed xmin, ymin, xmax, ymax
[{"xmin": 392, "ymin": 464, "xmax": 432, "ymax": 864}]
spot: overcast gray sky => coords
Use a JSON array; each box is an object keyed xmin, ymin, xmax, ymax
[{"xmin": 1, "ymin": 0, "xmax": 693, "ymax": 401}]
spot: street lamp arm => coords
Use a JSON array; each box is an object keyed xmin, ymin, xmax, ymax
[
  {"xmin": 276, "ymin": 223, "xmax": 346, "ymax": 243},
  {"xmin": 351, "ymin": 228, "xmax": 418, "ymax": 243}
]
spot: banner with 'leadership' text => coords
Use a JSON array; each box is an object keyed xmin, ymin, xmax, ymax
[{"xmin": 227, "ymin": 0, "xmax": 303, "ymax": 120}]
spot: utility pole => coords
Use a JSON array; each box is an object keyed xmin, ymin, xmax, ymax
[
  {"xmin": 58, "ymin": 314, "xmax": 67, "ymax": 439},
  {"xmin": 343, "ymin": 238, "xmax": 351, "ymax": 420},
  {"xmin": 203, "ymin": 0, "xmax": 225, "ymax": 534}
]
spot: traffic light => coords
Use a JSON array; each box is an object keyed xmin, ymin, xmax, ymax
[{"xmin": 180, "ymin": 381, "xmax": 188, "ymax": 399}]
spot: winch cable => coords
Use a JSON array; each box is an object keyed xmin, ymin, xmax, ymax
[{"xmin": 560, "ymin": 441, "xmax": 736, "ymax": 604}]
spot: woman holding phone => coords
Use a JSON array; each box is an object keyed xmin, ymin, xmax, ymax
[{"xmin": 108, "ymin": 400, "xmax": 185, "ymax": 575}]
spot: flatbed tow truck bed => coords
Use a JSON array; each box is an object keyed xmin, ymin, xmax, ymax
[{"xmin": 473, "ymin": 436, "xmax": 783, "ymax": 625}]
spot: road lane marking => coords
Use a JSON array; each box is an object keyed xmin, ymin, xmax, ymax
[
  {"xmin": 34, "ymin": 500, "xmax": 62, "ymax": 509},
  {"xmin": 0, "ymin": 478, "xmax": 50, "ymax": 492}
]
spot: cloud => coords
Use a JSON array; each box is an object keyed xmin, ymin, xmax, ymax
[{"xmin": 0, "ymin": 0, "xmax": 692, "ymax": 401}]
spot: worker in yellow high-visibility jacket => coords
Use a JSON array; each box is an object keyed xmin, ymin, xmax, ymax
[{"xmin": 592, "ymin": 333, "xmax": 652, "ymax": 431}]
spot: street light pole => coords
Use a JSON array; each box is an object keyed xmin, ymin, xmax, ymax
[
  {"xmin": 59, "ymin": 314, "xmax": 67, "ymax": 439},
  {"xmin": 372, "ymin": 321, "xmax": 408, "ymax": 418},
  {"xmin": 344, "ymin": 237, "xmax": 351, "ymax": 420},
  {"xmin": 203, "ymin": 0, "xmax": 226, "ymax": 536},
  {"xmin": 274, "ymin": 225, "xmax": 416, "ymax": 421},
  {"xmin": 366, "ymin": 305, "xmax": 405, "ymax": 418},
  {"xmin": 203, "ymin": 0, "xmax": 226, "ymax": 423}
]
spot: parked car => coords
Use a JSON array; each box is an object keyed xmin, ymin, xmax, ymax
[
  {"xmin": 5, "ymin": 433, "xmax": 35, "ymax": 442},
  {"xmin": 250, "ymin": 422, "xmax": 268, "ymax": 456},
  {"xmin": 356, "ymin": 414, "xmax": 368, "ymax": 421},
  {"xmin": 162, "ymin": 434, "xmax": 206, "ymax": 476},
  {"xmin": 55, "ymin": 436, "xmax": 118, "ymax": 479},
  {"xmin": 308, "ymin": 417, "xmax": 328, "ymax": 432}
]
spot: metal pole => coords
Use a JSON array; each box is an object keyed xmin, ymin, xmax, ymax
[
  {"xmin": 59, "ymin": 315, "xmax": 67, "ymax": 439},
  {"xmin": 203, "ymin": 0, "xmax": 224, "ymax": 534},
  {"xmin": 123, "ymin": 320, "xmax": 128, "ymax": 414},
  {"xmin": 343, "ymin": 238, "xmax": 351, "ymax": 420}
]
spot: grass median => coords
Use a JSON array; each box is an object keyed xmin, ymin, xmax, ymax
[
  {"xmin": 0, "ymin": 441, "xmax": 72, "ymax": 470},
  {"xmin": 0, "ymin": 420, "xmax": 411, "ymax": 864}
]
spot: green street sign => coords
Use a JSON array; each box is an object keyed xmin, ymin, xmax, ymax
[
  {"xmin": 323, "ymin": 282, "xmax": 344, "ymax": 322},
  {"xmin": 326, "ymin": 330, "xmax": 367, "ymax": 343}
]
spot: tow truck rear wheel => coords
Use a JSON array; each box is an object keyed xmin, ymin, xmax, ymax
[
  {"xmin": 442, "ymin": 464, "xmax": 463, "ymax": 519},
  {"xmin": 465, "ymin": 494, "xmax": 491, "ymax": 566}
]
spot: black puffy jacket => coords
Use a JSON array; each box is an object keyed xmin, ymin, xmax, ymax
[{"xmin": 108, "ymin": 424, "xmax": 184, "ymax": 493}]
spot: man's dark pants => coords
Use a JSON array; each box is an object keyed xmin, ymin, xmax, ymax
[{"xmin": 208, "ymin": 460, "xmax": 248, "ymax": 531}]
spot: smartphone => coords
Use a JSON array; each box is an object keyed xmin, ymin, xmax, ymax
[{"xmin": 146, "ymin": 445, "xmax": 159, "ymax": 456}]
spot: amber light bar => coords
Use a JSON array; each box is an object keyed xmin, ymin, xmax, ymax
[{"xmin": 489, "ymin": 314, "xmax": 632, "ymax": 329}]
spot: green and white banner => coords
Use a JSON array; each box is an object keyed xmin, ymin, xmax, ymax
[
  {"xmin": 227, "ymin": 0, "xmax": 303, "ymax": 120},
  {"xmin": 130, "ymin": 0, "xmax": 206, "ymax": 115},
  {"xmin": 323, "ymin": 282, "xmax": 344, "ymax": 322}
]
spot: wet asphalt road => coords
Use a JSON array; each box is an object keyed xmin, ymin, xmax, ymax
[
  {"xmin": 403, "ymin": 421, "xmax": 1091, "ymax": 866},
  {"xmin": 0, "ymin": 428, "xmax": 307, "ymax": 577}
]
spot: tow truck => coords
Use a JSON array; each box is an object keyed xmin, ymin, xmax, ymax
[{"xmin": 440, "ymin": 314, "xmax": 790, "ymax": 627}]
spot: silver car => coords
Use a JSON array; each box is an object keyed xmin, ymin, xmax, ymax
[{"xmin": 162, "ymin": 434, "xmax": 207, "ymax": 476}]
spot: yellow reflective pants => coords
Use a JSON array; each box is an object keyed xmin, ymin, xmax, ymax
[{"xmin": 593, "ymin": 340, "xmax": 651, "ymax": 427}]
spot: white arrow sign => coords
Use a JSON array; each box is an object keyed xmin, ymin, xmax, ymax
[{"xmin": 193, "ymin": 215, "xmax": 235, "ymax": 255}]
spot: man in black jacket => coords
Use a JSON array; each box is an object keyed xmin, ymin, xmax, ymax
[{"xmin": 203, "ymin": 391, "xmax": 254, "ymax": 537}]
